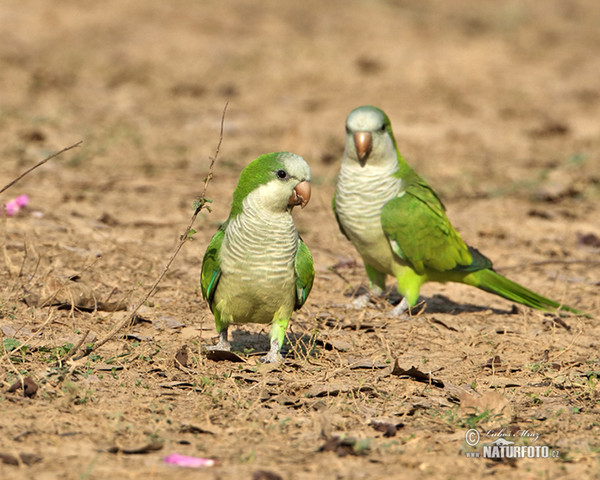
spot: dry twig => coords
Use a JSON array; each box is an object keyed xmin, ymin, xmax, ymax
[
  {"xmin": 74, "ymin": 103, "xmax": 228, "ymax": 359},
  {"xmin": 0, "ymin": 141, "xmax": 83, "ymax": 196}
]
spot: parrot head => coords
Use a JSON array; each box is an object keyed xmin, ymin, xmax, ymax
[
  {"xmin": 230, "ymin": 152, "xmax": 311, "ymax": 217},
  {"xmin": 344, "ymin": 105, "xmax": 398, "ymax": 167}
]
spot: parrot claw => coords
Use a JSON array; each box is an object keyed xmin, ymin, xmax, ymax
[
  {"xmin": 206, "ymin": 340, "xmax": 231, "ymax": 352},
  {"xmin": 207, "ymin": 330, "xmax": 231, "ymax": 351},
  {"xmin": 260, "ymin": 340, "xmax": 283, "ymax": 363},
  {"xmin": 351, "ymin": 293, "xmax": 371, "ymax": 309},
  {"xmin": 389, "ymin": 297, "xmax": 411, "ymax": 317}
]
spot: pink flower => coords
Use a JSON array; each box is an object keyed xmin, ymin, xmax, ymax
[
  {"xmin": 3, "ymin": 194, "xmax": 29, "ymax": 216},
  {"xmin": 15, "ymin": 194, "xmax": 29, "ymax": 207},
  {"xmin": 163, "ymin": 453, "xmax": 217, "ymax": 468}
]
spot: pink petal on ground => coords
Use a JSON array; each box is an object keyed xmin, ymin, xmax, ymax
[
  {"xmin": 3, "ymin": 195, "xmax": 29, "ymax": 216},
  {"xmin": 163, "ymin": 453, "xmax": 217, "ymax": 468},
  {"xmin": 4, "ymin": 200, "xmax": 19, "ymax": 216},
  {"xmin": 15, "ymin": 194, "xmax": 29, "ymax": 207}
]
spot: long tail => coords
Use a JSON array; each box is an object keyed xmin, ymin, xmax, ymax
[{"xmin": 467, "ymin": 269, "xmax": 586, "ymax": 316}]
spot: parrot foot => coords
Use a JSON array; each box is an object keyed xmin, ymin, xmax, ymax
[
  {"xmin": 351, "ymin": 293, "xmax": 371, "ymax": 309},
  {"xmin": 207, "ymin": 330, "xmax": 231, "ymax": 351},
  {"xmin": 260, "ymin": 340, "xmax": 283, "ymax": 363},
  {"xmin": 390, "ymin": 297, "xmax": 411, "ymax": 317},
  {"xmin": 349, "ymin": 288, "xmax": 386, "ymax": 309}
]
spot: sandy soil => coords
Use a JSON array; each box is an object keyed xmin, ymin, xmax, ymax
[{"xmin": 1, "ymin": 1, "xmax": 599, "ymax": 479}]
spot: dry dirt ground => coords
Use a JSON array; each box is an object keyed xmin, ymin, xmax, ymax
[{"xmin": 1, "ymin": 1, "xmax": 600, "ymax": 479}]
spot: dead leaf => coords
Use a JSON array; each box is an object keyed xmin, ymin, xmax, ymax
[
  {"xmin": 486, "ymin": 377, "xmax": 522, "ymax": 388},
  {"xmin": 542, "ymin": 316, "xmax": 571, "ymax": 331},
  {"xmin": 528, "ymin": 121, "xmax": 570, "ymax": 138},
  {"xmin": 205, "ymin": 349, "xmax": 245, "ymax": 363},
  {"xmin": 0, "ymin": 452, "xmax": 42, "ymax": 466},
  {"xmin": 95, "ymin": 364, "xmax": 123, "ymax": 372},
  {"xmin": 174, "ymin": 344, "xmax": 189, "ymax": 368},
  {"xmin": 315, "ymin": 338, "xmax": 352, "ymax": 352},
  {"xmin": 273, "ymin": 394, "xmax": 303, "ymax": 408},
  {"xmin": 232, "ymin": 374, "xmax": 260, "ymax": 384},
  {"xmin": 306, "ymin": 383, "xmax": 375, "ymax": 398},
  {"xmin": 159, "ymin": 381, "xmax": 195, "ymax": 389},
  {"xmin": 23, "ymin": 274, "xmax": 127, "ymax": 312},
  {"xmin": 370, "ymin": 420, "xmax": 402, "ymax": 437},
  {"xmin": 483, "ymin": 355, "xmax": 508, "ymax": 373},
  {"xmin": 306, "ymin": 383, "xmax": 348, "ymax": 398},
  {"xmin": 180, "ymin": 424, "xmax": 215, "ymax": 435},
  {"xmin": 390, "ymin": 359, "xmax": 445, "ymax": 388},
  {"xmin": 154, "ymin": 316, "xmax": 185, "ymax": 330},
  {"xmin": 577, "ymin": 232, "xmax": 600, "ymax": 248},
  {"xmin": 7, "ymin": 377, "xmax": 38, "ymax": 398},
  {"xmin": 253, "ymin": 470, "xmax": 283, "ymax": 480},
  {"xmin": 0, "ymin": 325, "xmax": 40, "ymax": 339},
  {"xmin": 348, "ymin": 358, "xmax": 388, "ymax": 369},
  {"xmin": 527, "ymin": 209, "xmax": 554, "ymax": 220},
  {"xmin": 123, "ymin": 333, "xmax": 154, "ymax": 341},
  {"xmin": 317, "ymin": 435, "xmax": 369, "ymax": 457}
]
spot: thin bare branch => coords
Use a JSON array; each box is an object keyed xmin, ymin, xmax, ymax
[
  {"xmin": 0, "ymin": 141, "xmax": 83, "ymax": 196},
  {"xmin": 74, "ymin": 104, "xmax": 228, "ymax": 359},
  {"xmin": 57, "ymin": 329, "xmax": 89, "ymax": 366}
]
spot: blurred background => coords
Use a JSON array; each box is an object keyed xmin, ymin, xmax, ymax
[{"xmin": 1, "ymin": 0, "xmax": 598, "ymax": 201}]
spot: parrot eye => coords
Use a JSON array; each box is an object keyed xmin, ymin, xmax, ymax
[
  {"xmin": 276, "ymin": 169, "xmax": 288, "ymax": 179},
  {"xmin": 380, "ymin": 124, "xmax": 386, "ymax": 132}
]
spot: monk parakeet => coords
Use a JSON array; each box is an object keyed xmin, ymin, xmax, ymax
[
  {"xmin": 333, "ymin": 105, "xmax": 583, "ymax": 316},
  {"xmin": 201, "ymin": 152, "xmax": 314, "ymax": 363}
]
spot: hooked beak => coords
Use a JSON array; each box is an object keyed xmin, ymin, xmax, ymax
[
  {"xmin": 288, "ymin": 180, "xmax": 311, "ymax": 209},
  {"xmin": 354, "ymin": 131, "xmax": 372, "ymax": 167}
]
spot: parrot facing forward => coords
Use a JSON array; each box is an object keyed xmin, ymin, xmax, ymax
[
  {"xmin": 201, "ymin": 152, "xmax": 314, "ymax": 363},
  {"xmin": 333, "ymin": 105, "xmax": 583, "ymax": 316}
]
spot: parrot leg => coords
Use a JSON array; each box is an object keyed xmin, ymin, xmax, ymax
[
  {"xmin": 365, "ymin": 264, "xmax": 387, "ymax": 292},
  {"xmin": 349, "ymin": 263, "xmax": 386, "ymax": 309},
  {"xmin": 390, "ymin": 297, "xmax": 411, "ymax": 317},
  {"xmin": 390, "ymin": 265, "xmax": 425, "ymax": 316},
  {"xmin": 207, "ymin": 328, "xmax": 231, "ymax": 351},
  {"xmin": 260, "ymin": 313, "xmax": 289, "ymax": 363}
]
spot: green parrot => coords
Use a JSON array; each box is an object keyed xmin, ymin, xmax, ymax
[
  {"xmin": 333, "ymin": 105, "xmax": 583, "ymax": 316},
  {"xmin": 201, "ymin": 152, "xmax": 314, "ymax": 363}
]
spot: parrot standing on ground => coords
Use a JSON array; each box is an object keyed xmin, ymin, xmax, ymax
[
  {"xmin": 201, "ymin": 152, "xmax": 314, "ymax": 363},
  {"xmin": 333, "ymin": 105, "xmax": 583, "ymax": 316}
]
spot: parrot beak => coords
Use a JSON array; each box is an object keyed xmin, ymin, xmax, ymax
[
  {"xmin": 354, "ymin": 131, "xmax": 372, "ymax": 167},
  {"xmin": 288, "ymin": 180, "xmax": 311, "ymax": 208}
]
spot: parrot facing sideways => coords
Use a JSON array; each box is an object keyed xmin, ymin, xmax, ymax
[
  {"xmin": 201, "ymin": 152, "xmax": 314, "ymax": 363},
  {"xmin": 333, "ymin": 105, "xmax": 584, "ymax": 316}
]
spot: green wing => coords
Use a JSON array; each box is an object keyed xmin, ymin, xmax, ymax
[
  {"xmin": 200, "ymin": 227, "xmax": 225, "ymax": 310},
  {"xmin": 294, "ymin": 238, "xmax": 314, "ymax": 310},
  {"xmin": 381, "ymin": 180, "xmax": 490, "ymax": 275},
  {"xmin": 332, "ymin": 189, "xmax": 350, "ymax": 241}
]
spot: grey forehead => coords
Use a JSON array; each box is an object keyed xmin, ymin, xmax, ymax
[
  {"xmin": 346, "ymin": 107, "xmax": 384, "ymax": 131},
  {"xmin": 281, "ymin": 153, "xmax": 311, "ymax": 180}
]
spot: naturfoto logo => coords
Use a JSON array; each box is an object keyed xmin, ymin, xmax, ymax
[{"xmin": 464, "ymin": 428, "xmax": 560, "ymax": 459}]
